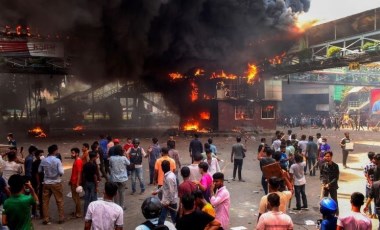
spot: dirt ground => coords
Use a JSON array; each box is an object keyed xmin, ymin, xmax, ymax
[{"xmin": 5, "ymin": 126, "xmax": 380, "ymax": 230}]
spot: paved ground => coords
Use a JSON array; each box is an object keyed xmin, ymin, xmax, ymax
[{"xmin": 8, "ymin": 126, "xmax": 380, "ymax": 229}]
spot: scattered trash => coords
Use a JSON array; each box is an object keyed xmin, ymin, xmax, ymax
[
  {"xmin": 66, "ymin": 192, "xmax": 72, "ymax": 198},
  {"xmin": 305, "ymin": 220, "xmax": 315, "ymax": 225},
  {"xmin": 252, "ymin": 191, "xmax": 259, "ymax": 194},
  {"xmin": 230, "ymin": 226, "xmax": 247, "ymax": 230}
]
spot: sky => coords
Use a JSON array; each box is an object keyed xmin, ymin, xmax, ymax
[{"xmin": 298, "ymin": 0, "xmax": 380, "ymax": 24}]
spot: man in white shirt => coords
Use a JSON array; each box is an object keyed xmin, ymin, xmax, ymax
[
  {"xmin": 85, "ymin": 182, "xmax": 123, "ymax": 230},
  {"xmin": 337, "ymin": 192, "xmax": 371, "ymax": 230}
]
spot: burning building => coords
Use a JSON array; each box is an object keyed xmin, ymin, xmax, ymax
[{"xmin": 171, "ymin": 67, "xmax": 281, "ymax": 132}]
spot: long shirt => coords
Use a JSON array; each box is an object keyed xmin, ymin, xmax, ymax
[
  {"xmin": 161, "ymin": 171, "xmax": 178, "ymax": 205},
  {"xmin": 320, "ymin": 162, "xmax": 339, "ymax": 189},
  {"xmin": 210, "ymin": 186, "xmax": 230, "ymax": 230}
]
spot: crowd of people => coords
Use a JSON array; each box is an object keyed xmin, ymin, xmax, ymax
[
  {"xmin": 279, "ymin": 113, "xmax": 368, "ymax": 131},
  {"xmin": 0, "ymin": 130, "xmax": 377, "ymax": 229}
]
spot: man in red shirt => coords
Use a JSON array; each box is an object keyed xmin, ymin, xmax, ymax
[
  {"xmin": 178, "ymin": 166, "xmax": 196, "ymax": 217},
  {"xmin": 69, "ymin": 147, "xmax": 83, "ymax": 218},
  {"xmin": 123, "ymin": 137, "xmax": 133, "ymax": 153}
]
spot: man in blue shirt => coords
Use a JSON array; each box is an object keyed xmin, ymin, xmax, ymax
[{"xmin": 38, "ymin": 144, "xmax": 64, "ymax": 225}]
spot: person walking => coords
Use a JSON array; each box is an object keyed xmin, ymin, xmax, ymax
[
  {"xmin": 153, "ymin": 160, "xmax": 178, "ymax": 225},
  {"xmin": 189, "ymin": 134, "xmax": 203, "ymax": 163},
  {"xmin": 204, "ymin": 149, "xmax": 220, "ymax": 177},
  {"xmin": 38, "ymin": 144, "xmax": 65, "ymax": 225},
  {"xmin": 305, "ymin": 136, "xmax": 318, "ymax": 176},
  {"xmin": 340, "ymin": 132, "xmax": 352, "ymax": 169},
  {"xmin": 231, "ymin": 136, "xmax": 246, "ymax": 182},
  {"xmin": 109, "ymin": 145, "xmax": 130, "ymax": 210}
]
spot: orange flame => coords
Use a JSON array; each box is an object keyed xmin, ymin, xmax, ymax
[
  {"xmin": 73, "ymin": 125, "xmax": 85, "ymax": 131},
  {"xmin": 183, "ymin": 120, "xmax": 199, "ymax": 131},
  {"xmin": 269, "ymin": 52, "xmax": 286, "ymax": 65},
  {"xmin": 211, "ymin": 70, "xmax": 237, "ymax": 80},
  {"xmin": 194, "ymin": 69, "xmax": 205, "ymax": 76},
  {"xmin": 169, "ymin": 72, "xmax": 183, "ymax": 80},
  {"xmin": 203, "ymin": 94, "xmax": 212, "ymax": 100},
  {"xmin": 200, "ymin": 112, "xmax": 210, "ymax": 120},
  {"xmin": 28, "ymin": 127, "xmax": 47, "ymax": 138},
  {"xmin": 294, "ymin": 18, "xmax": 319, "ymax": 33},
  {"xmin": 190, "ymin": 81, "xmax": 198, "ymax": 102},
  {"xmin": 246, "ymin": 63, "xmax": 258, "ymax": 85},
  {"xmin": 16, "ymin": 25, "xmax": 21, "ymax": 35}
]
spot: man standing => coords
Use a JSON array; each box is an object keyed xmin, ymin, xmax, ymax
[
  {"xmin": 109, "ymin": 145, "xmax": 130, "ymax": 210},
  {"xmin": 337, "ymin": 192, "xmax": 371, "ymax": 229},
  {"xmin": 154, "ymin": 147, "xmax": 176, "ymax": 190},
  {"xmin": 258, "ymin": 177, "xmax": 292, "ymax": 219},
  {"xmin": 188, "ymin": 153, "xmax": 203, "ymax": 181},
  {"xmin": 260, "ymin": 148, "xmax": 275, "ymax": 195},
  {"xmin": 305, "ymin": 136, "xmax": 318, "ymax": 176},
  {"xmin": 210, "ymin": 172, "xmax": 230, "ymax": 230},
  {"xmin": 25, "ymin": 146, "xmax": 37, "ymax": 181},
  {"xmin": 153, "ymin": 160, "xmax": 177, "ymax": 225},
  {"xmin": 84, "ymin": 182, "xmax": 123, "ymax": 230},
  {"xmin": 189, "ymin": 134, "xmax": 203, "ymax": 163},
  {"xmin": 69, "ymin": 147, "xmax": 83, "ymax": 218},
  {"xmin": 256, "ymin": 193, "xmax": 293, "ymax": 230},
  {"xmin": 320, "ymin": 151, "xmax": 340, "ymax": 213},
  {"xmin": 81, "ymin": 143, "xmax": 90, "ymax": 164},
  {"xmin": 204, "ymin": 149, "xmax": 220, "ymax": 177},
  {"xmin": 147, "ymin": 137, "xmax": 161, "ymax": 185},
  {"xmin": 38, "ymin": 144, "xmax": 65, "ymax": 225},
  {"xmin": 82, "ymin": 151, "xmax": 99, "ymax": 215},
  {"xmin": 231, "ymin": 136, "xmax": 246, "ymax": 182},
  {"xmin": 289, "ymin": 154, "xmax": 307, "ymax": 210},
  {"xmin": 126, "ymin": 138, "xmax": 146, "ymax": 194},
  {"xmin": 340, "ymin": 132, "xmax": 352, "ymax": 169}
]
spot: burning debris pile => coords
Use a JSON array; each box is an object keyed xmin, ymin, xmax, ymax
[
  {"xmin": 0, "ymin": 0, "xmax": 311, "ymax": 128},
  {"xmin": 28, "ymin": 127, "xmax": 47, "ymax": 138}
]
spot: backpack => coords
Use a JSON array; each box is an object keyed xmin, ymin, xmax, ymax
[{"xmin": 142, "ymin": 220, "xmax": 169, "ymax": 230}]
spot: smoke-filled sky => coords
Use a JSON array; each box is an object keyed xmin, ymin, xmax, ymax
[
  {"xmin": 0, "ymin": 0, "xmax": 311, "ymax": 115},
  {"xmin": 298, "ymin": 0, "xmax": 379, "ymax": 24}
]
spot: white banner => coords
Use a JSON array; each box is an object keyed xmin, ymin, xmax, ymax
[{"xmin": 27, "ymin": 42, "xmax": 64, "ymax": 58}]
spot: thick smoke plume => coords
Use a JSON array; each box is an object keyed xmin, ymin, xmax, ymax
[{"xmin": 0, "ymin": 0, "xmax": 310, "ymax": 115}]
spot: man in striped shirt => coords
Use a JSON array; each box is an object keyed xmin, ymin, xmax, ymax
[{"xmin": 256, "ymin": 193, "xmax": 293, "ymax": 230}]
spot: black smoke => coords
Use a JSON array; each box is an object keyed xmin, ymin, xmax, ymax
[{"xmin": 0, "ymin": 0, "xmax": 311, "ymax": 114}]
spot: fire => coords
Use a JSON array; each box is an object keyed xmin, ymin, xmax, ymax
[
  {"xmin": 194, "ymin": 69, "xmax": 205, "ymax": 76},
  {"xmin": 16, "ymin": 25, "xmax": 21, "ymax": 35},
  {"xmin": 294, "ymin": 15, "xmax": 319, "ymax": 33},
  {"xmin": 246, "ymin": 63, "xmax": 258, "ymax": 85},
  {"xmin": 190, "ymin": 81, "xmax": 198, "ymax": 102},
  {"xmin": 169, "ymin": 72, "xmax": 183, "ymax": 80},
  {"xmin": 200, "ymin": 112, "xmax": 210, "ymax": 120},
  {"xmin": 73, "ymin": 125, "xmax": 85, "ymax": 131},
  {"xmin": 28, "ymin": 127, "xmax": 47, "ymax": 138},
  {"xmin": 183, "ymin": 120, "xmax": 199, "ymax": 131},
  {"xmin": 269, "ymin": 52, "xmax": 286, "ymax": 65},
  {"xmin": 203, "ymin": 94, "xmax": 212, "ymax": 100},
  {"xmin": 211, "ymin": 70, "xmax": 237, "ymax": 80}
]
